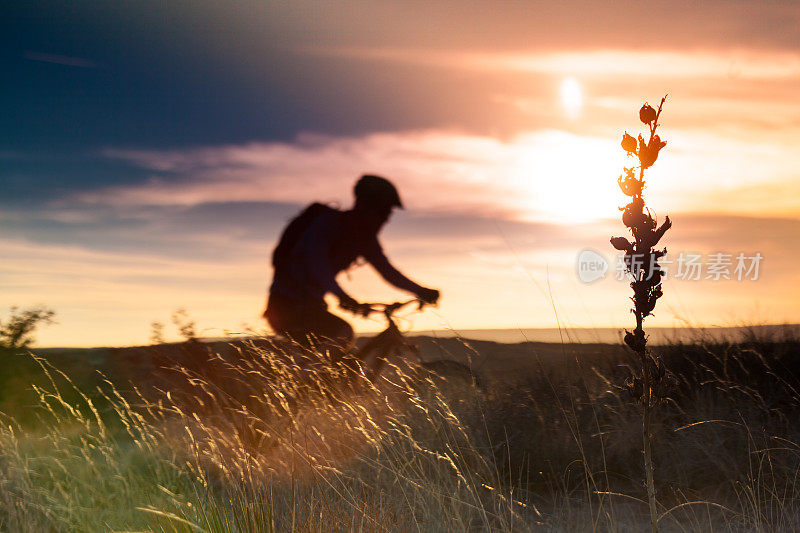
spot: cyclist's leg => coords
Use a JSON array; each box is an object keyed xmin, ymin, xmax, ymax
[
  {"xmin": 265, "ymin": 294, "xmax": 354, "ymax": 362},
  {"xmin": 308, "ymin": 309, "xmax": 354, "ymax": 363}
]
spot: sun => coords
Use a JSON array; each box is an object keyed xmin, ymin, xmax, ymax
[
  {"xmin": 510, "ymin": 131, "xmax": 623, "ymax": 224},
  {"xmin": 560, "ymin": 77, "xmax": 583, "ymax": 118}
]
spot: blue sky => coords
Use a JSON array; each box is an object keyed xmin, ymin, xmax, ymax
[{"xmin": 3, "ymin": 1, "xmax": 800, "ymax": 346}]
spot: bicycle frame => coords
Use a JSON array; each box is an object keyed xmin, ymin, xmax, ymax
[{"xmin": 352, "ymin": 300, "xmax": 421, "ymax": 381}]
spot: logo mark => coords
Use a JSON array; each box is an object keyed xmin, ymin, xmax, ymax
[{"xmin": 577, "ymin": 249, "xmax": 609, "ymax": 283}]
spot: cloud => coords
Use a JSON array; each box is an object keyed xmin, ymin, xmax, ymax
[
  {"xmin": 78, "ymin": 124, "xmax": 800, "ymax": 224},
  {"xmin": 8, "ymin": 1, "xmax": 800, "ymax": 155},
  {"xmin": 308, "ymin": 48, "xmax": 800, "ymax": 81},
  {"xmin": 90, "ymin": 131, "xmax": 577, "ymax": 219},
  {"xmin": 0, "ymin": 200, "xmax": 301, "ymax": 261},
  {"xmin": 259, "ymin": 1, "xmax": 800, "ymax": 52},
  {"xmin": 23, "ymin": 51, "xmax": 98, "ymax": 68}
]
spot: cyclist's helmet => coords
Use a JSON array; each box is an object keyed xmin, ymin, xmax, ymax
[{"xmin": 354, "ymin": 174, "xmax": 403, "ymax": 209}]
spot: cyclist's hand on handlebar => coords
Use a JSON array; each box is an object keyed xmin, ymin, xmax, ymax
[
  {"xmin": 417, "ymin": 287, "xmax": 440, "ymax": 306},
  {"xmin": 338, "ymin": 294, "xmax": 371, "ymax": 317}
]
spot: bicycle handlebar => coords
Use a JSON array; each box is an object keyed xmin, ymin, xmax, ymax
[{"xmin": 362, "ymin": 298, "xmax": 426, "ymax": 318}]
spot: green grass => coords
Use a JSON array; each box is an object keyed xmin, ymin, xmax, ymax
[{"xmin": 2, "ymin": 335, "xmax": 800, "ymax": 531}]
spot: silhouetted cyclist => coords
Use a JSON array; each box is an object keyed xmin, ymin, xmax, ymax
[{"xmin": 264, "ymin": 174, "xmax": 440, "ymax": 359}]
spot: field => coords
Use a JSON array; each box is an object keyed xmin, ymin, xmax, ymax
[{"xmin": 2, "ymin": 331, "xmax": 800, "ymax": 531}]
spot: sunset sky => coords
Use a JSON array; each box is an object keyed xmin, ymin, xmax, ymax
[{"xmin": 3, "ymin": 1, "xmax": 799, "ymax": 347}]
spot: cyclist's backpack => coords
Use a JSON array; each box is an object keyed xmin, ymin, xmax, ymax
[{"xmin": 271, "ymin": 202, "xmax": 338, "ymax": 269}]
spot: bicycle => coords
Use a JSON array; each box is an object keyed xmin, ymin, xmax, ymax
[
  {"xmin": 192, "ymin": 299, "xmax": 483, "ymax": 416},
  {"xmin": 150, "ymin": 300, "xmax": 482, "ymax": 452},
  {"xmin": 346, "ymin": 299, "xmax": 483, "ymax": 390}
]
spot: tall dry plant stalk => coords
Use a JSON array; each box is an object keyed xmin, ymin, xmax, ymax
[{"xmin": 611, "ymin": 95, "xmax": 672, "ymax": 533}]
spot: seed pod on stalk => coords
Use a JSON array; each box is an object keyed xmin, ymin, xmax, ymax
[{"xmin": 639, "ymin": 103, "xmax": 657, "ymax": 124}]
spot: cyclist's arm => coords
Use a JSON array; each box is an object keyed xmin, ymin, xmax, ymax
[{"xmin": 363, "ymin": 238, "xmax": 425, "ymax": 295}]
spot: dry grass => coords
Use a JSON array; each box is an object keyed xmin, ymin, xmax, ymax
[{"xmin": 1, "ymin": 334, "xmax": 800, "ymax": 531}]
